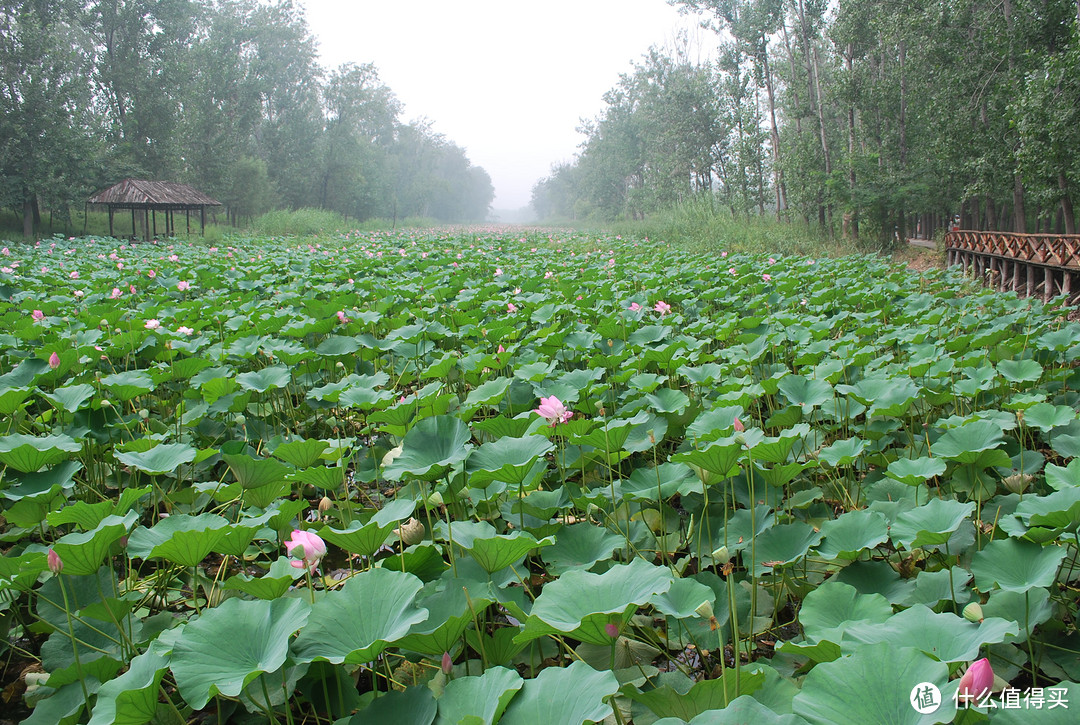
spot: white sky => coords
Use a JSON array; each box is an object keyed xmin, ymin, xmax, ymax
[{"xmin": 300, "ymin": 0, "xmax": 715, "ymax": 210}]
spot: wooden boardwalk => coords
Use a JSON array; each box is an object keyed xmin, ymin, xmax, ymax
[{"xmin": 944, "ymin": 230, "xmax": 1080, "ymax": 304}]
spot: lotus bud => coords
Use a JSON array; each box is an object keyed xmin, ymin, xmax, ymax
[
  {"xmin": 733, "ymin": 417, "xmax": 745, "ymax": 432},
  {"xmin": 138, "ymin": 408, "xmax": 149, "ymax": 420},
  {"xmin": 441, "ymin": 651, "xmax": 453, "ymax": 675},
  {"xmin": 100, "ymin": 398, "xmax": 112, "ymax": 407},
  {"xmin": 48, "ymin": 351, "xmax": 60, "ymax": 370},
  {"xmin": 604, "ymin": 622, "xmax": 620, "ymax": 638},
  {"xmin": 957, "ymin": 658, "xmax": 994, "ymax": 702},
  {"xmin": 1002, "ymin": 473, "xmax": 1032, "ymax": 495},
  {"xmin": 711, "ymin": 546, "xmax": 731, "ymax": 565},
  {"xmin": 963, "ymin": 602, "xmax": 984, "ymax": 623},
  {"xmin": 318, "ymin": 496, "xmax": 333, "ymax": 514},
  {"xmin": 47, "ymin": 548, "xmax": 62, "ymax": 574}
]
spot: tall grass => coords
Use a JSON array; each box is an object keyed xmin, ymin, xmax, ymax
[{"xmin": 605, "ymin": 196, "xmax": 885, "ymax": 257}]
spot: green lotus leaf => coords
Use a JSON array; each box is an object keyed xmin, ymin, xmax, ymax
[
  {"xmin": 462, "ymin": 376, "xmax": 513, "ymax": 410},
  {"xmin": 270, "ymin": 438, "xmax": 331, "ymax": 468},
  {"xmin": 126, "ymin": 512, "xmax": 231, "ymax": 567},
  {"xmin": 888, "ymin": 497, "xmax": 974, "ymax": 550},
  {"xmin": 777, "ymin": 375, "xmax": 834, "ymax": 409},
  {"xmin": 1024, "ymin": 402, "xmax": 1077, "ymax": 432},
  {"xmin": 686, "ymin": 405, "xmax": 744, "ymax": 443},
  {"xmin": 235, "ymin": 364, "xmax": 291, "ymax": 392},
  {"xmin": 622, "ymin": 669, "xmax": 766, "ymax": 722},
  {"xmin": 0, "ymin": 385, "xmax": 33, "ymax": 415},
  {"xmin": 223, "ymin": 556, "xmax": 303, "ymax": 600},
  {"xmin": 516, "ymin": 558, "xmax": 672, "ymax": 646},
  {"xmin": 170, "ymin": 596, "xmax": 310, "ymax": 710},
  {"xmin": 651, "ymin": 576, "xmax": 716, "ymax": 620},
  {"xmin": 115, "ymin": 443, "xmax": 196, "ymax": 475},
  {"xmin": 465, "ymin": 531, "xmax": 553, "ymax": 574},
  {"xmin": 222, "ymin": 451, "xmax": 293, "ymax": 489},
  {"xmin": 318, "ymin": 498, "xmax": 417, "ymax": 556},
  {"xmin": 51, "ymin": 512, "xmax": 138, "ymax": 576},
  {"xmin": 382, "ymin": 415, "xmax": 472, "ymax": 481},
  {"xmin": 87, "ymin": 651, "xmax": 168, "ymax": 725},
  {"xmin": 971, "ymin": 538, "xmax": 1068, "ymax": 592},
  {"xmin": 748, "ymin": 521, "xmax": 822, "ymax": 575},
  {"xmin": 672, "ymin": 436, "xmax": 743, "ymax": 478},
  {"xmin": 350, "ymin": 686, "xmax": 436, "ymax": 724},
  {"xmin": 100, "ymin": 370, "xmax": 154, "ymax": 401},
  {"xmin": 500, "ymin": 660, "xmax": 618, "ymax": 725},
  {"xmin": 997, "ymin": 358, "xmax": 1044, "ymax": 384},
  {"xmin": 840, "ymin": 604, "xmax": 1018, "ymax": 662},
  {"xmin": 0, "ymin": 433, "xmax": 81, "ymax": 473},
  {"xmin": 817, "ymin": 437, "xmax": 867, "ymax": 467},
  {"xmin": 291, "ymin": 567, "xmax": 428, "ymax": 664},
  {"xmin": 41, "ymin": 383, "xmax": 96, "ymax": 414},
  {"xmin": 654, "ymin": 694, "xmax": 808, "ymax": 724},
  {"xmin": 981, "ymin": 587, "xmax": 1055, "ymax": 643},
  {"xmin": 396, "ymin": 578, "xmax": 495, "ymax": 656},
  {"xmin": 621, "ymin": 462, "xmax": 699, "ymax": 501},
  {"xmin": 466, "ymin": 434, "xmax": 553, "ymax": 486},
  {"xmin": 1015, "ymin": 487, "xmax": 1080, "ymax": 531},
  {"xmin": 815, "ymin": 509, "xmax": 889, "ymax": 560},
  {"xmin": 435, "ymin": 666, "xmax": 523, "ymax": 725},
  {"xmin": 540, "ymin": 522, "xmax": 625, "ymax": 575},
  {"xmin": 799, "ymin": 581, "xmax": 893, "ymax": 644},
  {"xmin": 933, "ymin": 419, "xmax": 1004, "ymax": 463},
  {"xmin": 885, "ymin": 456, "xmax": 946, "ymax": 485},
  {"xmin": 792, "ymin": 643, "xmax": 953, "ymax": 724}
]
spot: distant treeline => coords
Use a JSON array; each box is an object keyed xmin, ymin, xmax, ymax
[
  {"xmin": 532, "ymin": 0, "xmax": 1080, "ymax": 242},
  {"xmin": 1, "ymin": 0, "xmax": 494, "ymax": 238}
]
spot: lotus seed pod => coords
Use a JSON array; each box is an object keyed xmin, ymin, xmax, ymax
[
  {"xmin": 1001, "ymin": 473, "xmax": 1031, "ymax": 495},
  {"xmin": 694, "ymin": 599, "xmax": 714, "ymax": 620},
  {"xmin": 100, "ymin": 399, "xmax": 112, "ymax": 407},
  {"xmin": 318, "ymin": 496, "xmax": 333, "ymax": 513},
  {"xmin": 234, "ymin": 414, "xmax": 246, "ymax": 426},
  {"xmin": 396, "ymin": 517, "xmax": 425, "ymax": 545},
  {"xmin": 963, "ymin": 602, "xmax": 984, "ymax": 623},
  {"xmin": 711, "ymin": 546, "xmax": 731, "ymax": 565},
  {"xmin": 138, "ymin": 408, "xmax": 149, "ymax": 420}
]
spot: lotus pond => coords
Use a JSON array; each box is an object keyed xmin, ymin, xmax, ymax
[{"xmin": 3, "ymin": 230, "xmax": 1080, "ymax": 724}]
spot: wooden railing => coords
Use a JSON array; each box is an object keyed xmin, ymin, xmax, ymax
[
  {"xmin": 945, "ymin": 230, "xmax": 1080, "ymax": 269},
  {"xmin": 944, "ymin": 230, "xmax": 1080, "ymax": 304}
]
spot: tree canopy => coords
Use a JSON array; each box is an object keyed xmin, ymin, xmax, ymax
[
  {"xmin": 1, "ymin": 0, "xmax": 494, "ymax": 236},
  {"xmin": 532, "ymin": 0, "xmax": 1080, "ymax": 241}
]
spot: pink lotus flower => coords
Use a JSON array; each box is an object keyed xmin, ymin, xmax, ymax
[
  {"xmin": 729, "ymin": 267, "xmax": 737, "ymax": 275},
  {"xmin": 31, "ymin": 309, "xmax": 44, "ymax": 321},
  {"xmin": 69, "ymin": 271, "xmax": 79, "ymax": 279},
  {"xmin": 535, "ymin": 395, "xmax": 572, "ymax": 426},
  {"xmin": 497, "ymin": 344, "xmax": 505, "ymax": 353},
  {"xmin": 169, "ymin": 254, "xmax": 179, "ymax": 262},
  {"xmin": 441, "ymin": 651, "xmax": 453, "ymax": 674},
  {"xmin": 176, "ymin": 326, "xmax": 194, "ymax": 336},
  {"xmin": 144, "ymin": 319, "xmax": 161, "ymax": 330},
  {"xmin": 721, "ymin": 251, "xmax": 727, "ymax": 257},
  {"xmin": 147, "ymin": 269, "xmax": 156, "ymax": 278},
  {"xmin": 604, "ymin": 622, "xmax": 620, "ymax": 638},
  {"xmin": 762, "ymin": 273, "xmax": 772, "ymax": 282},
  {"xmin": 110, "ymin": 288, "xmax": 122, "ymax": 299},
  {"xmin": 957, "ymin": 657, "xmax": 994, "ymax": 702},
  {"xmin": 47, "ymin": 548, "xmax": 63, "ymax": 574},
  {"xmin": 176, "ymin": 281, "xmax": 190, "ymax": 292},
  {"xmin": 733, "ymin": 417, "xmax": 745, "ymax": 432},
  {"xmin": 48, "ymin": 352, "xmax": 60, "ymax": 370},
  {"xmin": 767, "ymin": 257, "xmax": 776, "ymax": 264},
  {"xmin": 628, "ymin": 302, "xmax": 643, "ymax": 312},
  {"xmin": 654, "ymin": 301, "xmax": 671, "ymax": 315},
  {"xmin": 74, "ymin": 290, "xmax": 84, "ymax": 298},
  {"xmin": 285, "ymin": 529, "xmax": 327, "ymax": 573},
  {"xmin": 336, "ymin": 310, "xmax": 349, "ymax": 324},
  {"xmin": 507, "ymin": 302, "xmax": 518, "ymax": 313}
]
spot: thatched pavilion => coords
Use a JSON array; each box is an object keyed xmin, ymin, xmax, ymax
[{"xmin": 87, "ymin": 179, "xmax": 222, "ymax": 239}]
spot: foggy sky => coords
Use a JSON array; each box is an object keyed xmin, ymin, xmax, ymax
[{"xmin": 301, "ymin": 0, "xmax": 714, "ymax": 210}]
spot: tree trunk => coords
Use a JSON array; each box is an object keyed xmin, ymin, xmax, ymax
[
  {"xmin": 845, "ymin": 44, "xmax": 858, "ymax": 240},
  {"xmin": 760, "ymin": 45, "xmax": 786, "ymax": 218},
  {"xmin": 1062, "ymin": 172, "xmax": 1077, "ymax": 234},
  {"xmin": 23, "ymin": 197, "xmax": 34, "ymax": 240},
  {"xmin": 1013, "ymin": 174, "xmax": 1027, "ymax": 233}
]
